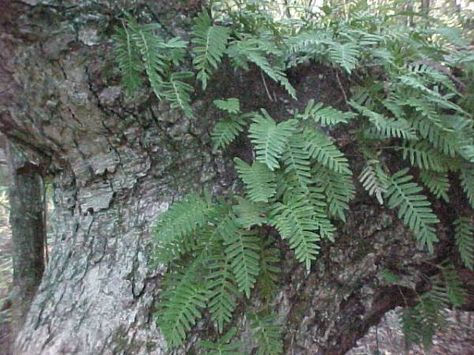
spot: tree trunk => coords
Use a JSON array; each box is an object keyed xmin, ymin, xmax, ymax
[
  {"xmin": 7, "ymin": 141, "xmax": 46, "ymax": 341},
  {"xmin": 0, "ymin": 1, "xmax": 472, "ymax": 354}
]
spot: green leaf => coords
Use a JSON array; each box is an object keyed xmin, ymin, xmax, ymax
[
  {"xmin": 158, "ymin": 72, "xmax": 194, "ymax": 117},
  {"xmin": 214, "ymin": 98, "xmax": 241, "ymax": 114},
  {"xmin": 192, "ymin": 11, "xmax": 230, "ymax": 90},
  {"xmin": 296, "ymin": 99, "xmax": 355, "ymax": 126},
  {"xmin": 327, "ymin": 41, "xmax": 360, "ymax": 73},
  {"xmin": 454, "ymin": 217, "xmax": 474, "ymax": 270},
  {"xmin": 385, "ymin": 169, "xmax": 439, "ymax": 252},
  {"xmin": 249, "ymin": 313, "xmax": 283, "ymax": 355},
  {"xmin": 460, "ymin": 164, "xmax": 474, "ymax": 208},
  {"xmin": 359, "ymin": 160, "xmax": 389, "ymax": 205},
  {"xmin": 199, "ymin": 327, "xmax": 243, "ymax": 355},
  {"xmin": 212, "ymin": 118, "xmax": 246, "ymax": 150},
  {"xmin": 420, "ymin": 170, "xmax": 450, "ymax": 202},
  {"xmin": 249, "ymin": 111, "xmax": 297, "ymax": 171},
  {"xmin": 234, "ymin": 158, "xmax": 277, "ymax": 203}
]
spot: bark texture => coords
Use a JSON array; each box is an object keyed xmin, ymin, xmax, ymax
[
  {"xmin": 0, "ymin": 1, "xmax": 472, "ymax": 354},
  {"xmin": 7, "ymin": 142, "xmax": 46, "ymax": 340}
]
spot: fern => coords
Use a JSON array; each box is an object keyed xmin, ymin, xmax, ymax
[
  {"xmin": 192, "ymin": 11, "xmax": 230, "ymax": 90},
  {"xmin": 113, "ymin": 22, "xmax": 143, "ymax": 95},
  {"xmin": 207, "ymin": 248, "xmax": 239, "ymax": 333},
  {"xmin": 327, "ymin": 41, "xmax": 360, "ymax": 74},
  {"xmin": 270, "ymin": 195, "xmax": 321, "ymax": 271},
  {"xmin": 454, "ymin": 217, "xmax": 474, "ymax": 270},
  {"xmin": 154, "ymin": 194, "xmax": 213, "ymax": 263},
  {"xmin": 249, "ymin": 313, "xmax": 283, "ymax": 355},
  {"xmin": 222, "ymin": 218, "xmax": 261, "ymax": 298},
  {"xmin": 199, "ymin": 328, "xmax": 243, "ymax": 355},
  {"xmin": 281, "ymin": 134, "xmax": 312, "ymax": 192},
  {"xmin": 385, "ymin": 169, "xmax": 439, "ymax": 252},
  {"xmin": 304, "ymin": 128, "xmax": 352, "ymax": 175},
  {"xmin": 401, "ymin": 142, "xmax": 448, "ymax": 172},
  {"xmin": 460, "ymin": 164, "xmax": 474, "ymax": 208},
  {"xmin": 257, "ymin": 237, "xmax": 280, "ymax": 301},
  {"xmin": 419, "ymin": 170, "xmax": 450, "ymax": 202},
  {"xmin": 158, "ymin": 72, "xmax": 194, "ymax": 117},
  {"xmin": 296, "ymin": 99, "xmax": 356, "ymax": 126},
  {"xmin": 233, "ymin": 197, "xmax": 267, "ymax": 228},
  {"xmin": 313, "ymin": 166, "xmax": 355, "ymax": 222},
  {"xmin": 359, "ymin": 159, "xmax": 389, "ymax": 205},
  {"xmin": 214, "ymin": 98, "xmax": 241, "ymax": 114},
  {"xmin": 234, "ymin": 158, "xmax": 277, "ymax": 203},
  {"xmin": 212, "ymin": 118, "xmax": 246, "ymax": 150},
  {"xmin": 249, "ymin": 111, "xmax": 297, "ymax": 171}
]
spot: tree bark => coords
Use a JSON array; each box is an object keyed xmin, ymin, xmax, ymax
[
  {"xmin": 7, "ymin": 141, "xmax": 46, "ymax": 342},
  {"xmin": 0, "ymin": 1, "xmax": 472, "ymax": 354}
]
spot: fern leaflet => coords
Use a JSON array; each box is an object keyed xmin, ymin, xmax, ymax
[
  {"xmin": 420, "ymin": 170, "xmax": 450, "ymax": 202},
  {"xmin": 234, "ymin": 158, "xmax": 277, "ymax": 203},
  {"xmin": 454, "ymin": 217, "xmax": 474, "ymax": 270},
  {"xmin": 249, "ymin": 313, "xmax": 284, "ymax": 355}
]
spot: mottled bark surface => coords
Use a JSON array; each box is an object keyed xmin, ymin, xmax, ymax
[
  {"xmin": 0, "ymin": 1, "xmax": 472, "ymax": 354},
  {"xmin": 7, "ymin": 142, "xmax": 46, "ymax": 340}
]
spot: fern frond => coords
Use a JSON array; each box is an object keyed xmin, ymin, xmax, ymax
[
  {"xmin": 228, "ymin": 38, "xmax": 296, "ymax": 98},
  {"xmin": 158, "ymin": 275, "xmax": 209, "ymax": 348},
  {"xmin": 304, "ymin": 129, "xmax": 352, "ymax": 175},
  {"xmin": 282, "ymin": 134, "xmax": 312, "ymax": 191},
  {"xmin": 257, "ymin": 237, "xmax": 280, "ymax": 301},
  {"xmin": 454, "ymin": 217, "xmax": 474, "ymax": 270},
  {"xmin": 207, "ymin": 248, "xmax": 239, "ymax": 333},
  {"xmin": 212, "ymin": 118, "xmax": 246, "ymax": 150},
  {"xmin": 192, "ymin": 11, "xmax": 230, "ymax": 90},
  {"xmin": 158, "ymin": 72, "xmax": 194, "ymax": 117},
  {"xmin": 401, "ymin": 142, "xmax": 449, "ymax": 172},
  {"xmin": 199, "ymin": 327, "xmax": 243, "ymax": 355},
  {"xmin": 222, "ymin": 220, "xmax": 261, "ymax": 298},
  {"xmin": 234, "ymin": 158, "xmax": 277, "ymax": 203},
  {"xmin": 439, "ymin": 264, "xmax": 466, "ymax": 307},
  {"xmin": 249, "ymin": 313, "xmax": 283, "ymax": 355},
  {"xmin": 154, "ymin": 194, "xmax": 213, "ymax": 263},
  {"xmin": 460, "ymin": 164, "xmax": 474, "ymax": 208},
  {"xmin": 214, "ymin": 98, "xmax": 241, "ymax": 114},
  {"xmin": 327, "ymin": 41, "xmax": 360, "ymax": 74},
  {"xmin": 271, "ymin": 195, "xmax": 320, "ymax": 270},
  {"xmin": 313, "ymin": 166, "xmax": 355, "ymax": 222},
  {"xmin": 420, "ymin": 170, "xmax": 450, "ymax": 202},
  {"xmin": 410, "ymin": 115, "xmax": 459, "ymax": 157},
  {"xmin": 359, "ymin": 159, "xmax": 389, "ymax": 205},
  {"xmin": 113, "ymin": 23, "xmax": 143, "ymax": 95},
  {"xmin": 350, "ymin": 101, "xmax": 417, "ymax": 140},
  {"xmin": 249, "ymin": 111, "xmax": 297, "ymax": 171},
  {"xmin": 296, "ymin": 99, "xmax": 355, "ymax": 126},
  {"xmin": 385, "ymin": 169, "xmax": 439, "ymax": 252},
  {"xmin": 233, "ymin": 197, "xmax": 268, "ymax": 228}
]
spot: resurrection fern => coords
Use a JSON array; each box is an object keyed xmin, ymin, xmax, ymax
[
  {"xmin": 249, "ymin": 111, "xmax": 297, "ymax": 171},
  {"xmin": 115, "ymin": 2, "xmax": 474, "ymax": 351},
  {"xmin": 386, "ymin": 169, "xmax": 439, "ymax": 252},
  {"xmin": 192, "ymin": 11, "xmax": 230, "ymax": 90},
  {"xmin": 454, "ymin": 217, "xmax": 474, "ymax": 270},
  {"xmin": 249, "ymin": 313, "xmax": 284, "ymax": 355}
]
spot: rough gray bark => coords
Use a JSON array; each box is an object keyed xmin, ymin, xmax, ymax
[
  {"xmin": 0, "ymin": 1, "xmax": 472, "ymax": 354},
  {"xmin": 6, "ymin": 142, "xmax": 46, "ymax": 341}
]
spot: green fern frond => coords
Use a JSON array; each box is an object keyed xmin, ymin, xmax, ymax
[
  {"xmin": 454, "ymin": 217, "xmax": 474, "ymax": 270},
  {"xmin": 439, "ymin": 264, "xmax": 466, "ymax": 307},
  {"xmin": 401, "ymin": 142, "xmax": 449, "ymax": 172},
  {"xmin": 249, "ymin": 313, "xmax": 283, "ymax": 355},
  {"xmin": 234, "ymin": 158, "xmax": 277, "ymax": 203},
  {"xmin": 233, "ymin": 197, "xmax": 268, "ymax": 228},
  {"xmin": 192, "ymin": 11, "xmax": 230, "ymax": 90},
  {"xmin": 154, "ymin": 194, "xmax": 213, "ymax": 263},
  {"xmin": 270, "ymin": 195, "xmax": 321, "ymax": 271},
  {"xmin": 385, "ymin": 169, "xmax": 439, "ymax": 252},
  {"xmin": 327, "ymin": 41, "xmax": 360, "ymax": 74},
  {"xmin": 460, "ymin": 164, "xmax": 474, "ymax": 208},
  {"xmin": 158, "ymin": 72, "xmax": 194, "ymax": 117},
  {"xmin": 207, "ymin": 248, "xmax": 239, "ymax": 333},
  {"xmin": 350, "ymin": 101, "xmax": 417, "ymax": 140},
  {"xmin": 313, "ymin": 166, "xmax": 355, "ymax": 222},
  {"xmin": 249, "ymin": 111, "xmax": 297, "ymax": 171},
  {"xmin": 359, "ymin": 159, "xmax": 389, "ymax": 205},
  {"xmin": 158, "ymin": 277, "xmax": 209, "ymax": 348},
  {"xmin": 304, "ymin": 129, "xmax": 352, "ymax": 175},
  {"xmin": 296, "ymin": 99, "xmax": 355, "ymax": 126},
  {"xmin": 212, "ymin": 118, "xmax": 246, "ymax": 150},
  {"xmin": 199, "ymin": 327, "xmax": 243, "ymax": 355},
  {"xmin": 228, "ymin": 38, "xmax": 296, "ymax": 98},
  {"xmin": 257, "ymin": 237, "xmax": 280, "ymax": 301},
  {"xmin": 282, "ymin": 134, "xmax": 312, "ymax": 191},
  {"xmin": 113, "ymin": 23, "xmax": 143, "ymax": 95},
  {"xmin": 214, "ymin": 98, "xmax": 241, "ymax": 114},
  {"xmin": 222, "ymin": 220, "xmax": 261, "ymax": 298},
  {"xmin": 420, "ymin": 171, "xmax": 450, "ymax": 202},
  {"xmin": 410, "ymin": 116, "xmax": 459, "ymax": 157}
]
